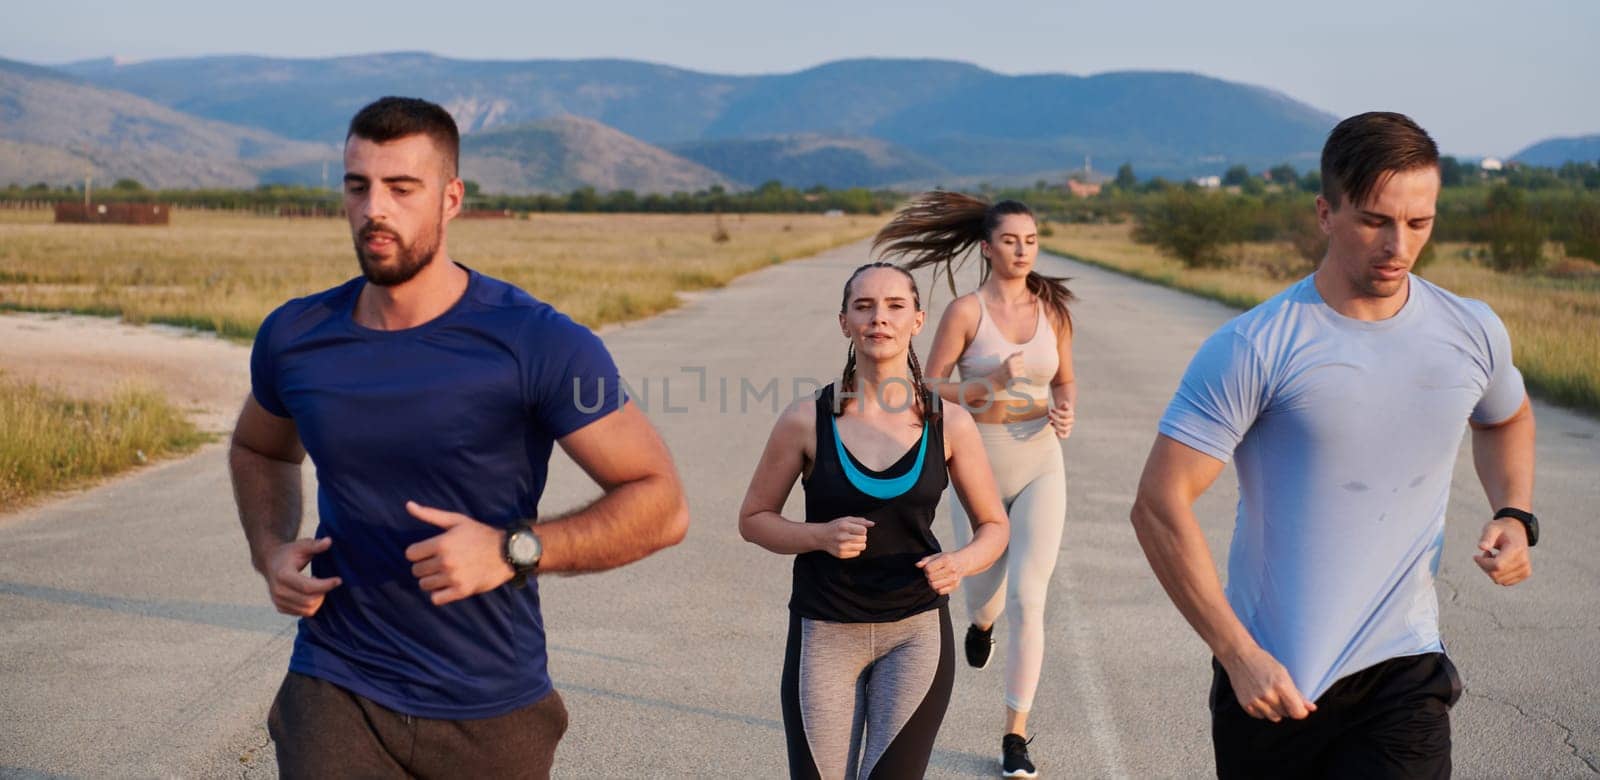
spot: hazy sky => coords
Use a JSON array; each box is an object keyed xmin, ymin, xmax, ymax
[{"xmin": 5, "ymin": 0, "xmax": 1597, "ymax": 157}]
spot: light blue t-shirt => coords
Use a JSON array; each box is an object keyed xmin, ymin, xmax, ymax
[{"xmin": 1159, "ymin": 274, "xmax": 1525, "ymax": 700}]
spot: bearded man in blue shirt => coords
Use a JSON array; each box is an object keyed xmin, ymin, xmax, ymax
[{"xmin": 229, "ymin": 96, "xmax": 688, "ymax": 778}]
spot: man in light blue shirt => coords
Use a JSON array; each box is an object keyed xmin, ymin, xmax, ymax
[{"xmin": 1131, "ymin": 112, "xmax": 1537, "ymax": 779}]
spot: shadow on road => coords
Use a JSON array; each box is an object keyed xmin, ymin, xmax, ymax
[{"xmin": 0, "ymin": 581, "xmax": 289, "ymax": 634}]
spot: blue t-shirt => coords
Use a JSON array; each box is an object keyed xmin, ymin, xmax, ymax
[
  {"xmin": 1159, "ymin": 274, "xmax": 1524, "ymax": 700},
  {"xmin": 250, "ymin": 267, "xmax": 625, "ymax": 718}
]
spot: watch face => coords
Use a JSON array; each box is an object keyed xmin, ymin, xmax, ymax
[{"xmin": 509, "ymin": 531, "xmax": 540, "ymax": 565}]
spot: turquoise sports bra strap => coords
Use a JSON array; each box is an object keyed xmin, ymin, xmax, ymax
[{"xmin": 832, "ymin": 415, "xmax": 929, "ymax": 500}]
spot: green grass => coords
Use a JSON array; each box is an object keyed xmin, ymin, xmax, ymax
[
  {"xmin": 0, "ymin": 379, "xmax": 209, "ymax": 510},
  {"xmin": 1043, "ymin": 223, "xmax": 1600, "ymax": 414}
]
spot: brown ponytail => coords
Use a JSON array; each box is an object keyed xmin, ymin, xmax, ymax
[{"xmin": 874, "ymin": 191, "xmax": 1075, "ymax": 332}]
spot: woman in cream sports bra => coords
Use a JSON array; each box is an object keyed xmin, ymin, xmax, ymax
[{"xmin": 873, "ymin": 192, "xmax": 1076, "ymax": 779}]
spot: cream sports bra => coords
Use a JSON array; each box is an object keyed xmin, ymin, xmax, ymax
[{"xmin": 955, "ymin": 293, "xmax": 1059, "ymax": 404}]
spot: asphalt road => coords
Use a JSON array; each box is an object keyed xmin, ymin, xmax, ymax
[{"xmin": 2, "ymin": 240, "xmax": 1596, "ymax": 777}]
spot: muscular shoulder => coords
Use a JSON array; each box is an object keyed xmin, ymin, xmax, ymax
[
  {"xmin": 257, "ymin": 277, "xmax": 363, "ymax": 344},
  {"xmin": 1200, "ymin": 276, "xmax": 1329, "ymax": 372},
  {"xmin": 1409, "ymin": 276, "xmax": 1516, "ymax": 368},
  {"xmin": 472, "ymin": 273, "xmax": 573, "ymax": 330},
  {"xmin": 463, "ymin": 272, "xmax": 609, "ymax": 360},
  {"xmin": 1414, "ymin": 275, "xmax": 1505, "ymax": 332}
]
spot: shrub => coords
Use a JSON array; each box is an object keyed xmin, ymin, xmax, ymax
[
  {"xmin": 1286, "ymin": 208, "xmax": 1326, "ymax": 267},
  {"xmin": 1132, "ymin": 189, "xmax": 1244, "ymax": 268},
  {"xmin": 1563, "ymin": 199, "xmax": 1600, "ymax": 261},
  {"xmin": 1483, "ymin": 185, "xmax": 1547, "ymax": 272}
]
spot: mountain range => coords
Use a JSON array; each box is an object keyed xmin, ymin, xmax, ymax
[
  {"xmin": 1, "ymin": 52, "xmax": 1592, "ymax": 194},
  {"xmin": 1511, "ymin": 134, "xmax": 1600, "ymax": 168},
  {"xmin": 0, "ymin": 57, "xmax": 331, "ymax": 189},
  {"xmin": 461, "ymin": 116, "xmax": 731, "ymax": 194}
]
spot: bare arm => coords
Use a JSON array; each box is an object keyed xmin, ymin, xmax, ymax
[
  {"xmin": 924, "ymin": 296, "xmax": 1004, "ymax": 409},
  {"xmin": 918, "ymin": 403, "xmax": 1009, "ymax": 593},
  {"xmin": 739, "ymin": 400, "xmax": 828, "ymax": 553},
  {"xmin": 1129, "ymin": 434, "xmax": 1315, "ymax": 722},
  {"xmin": 1469, "ymin": 395, "xmax": 1536, "ymax": 585},
  {"xmin": 534, "ymin": 400, "xmax": 689, "ymax": 572},
  {"xmin": 1047, "ymin": 310, "xmax": 1077, "ymax": 439},
  {"xmin": 229, "ymin": 395, "xmax": 340, "ymax": 616},
  {"xmin": 230, "ymin": 396, "xmax": 304, "ymax": 569},
  {"xmin": 737, "ymin": 398, "xmax": 884, "ymax": 559}
]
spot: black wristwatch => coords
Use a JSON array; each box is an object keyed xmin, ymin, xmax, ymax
[
  {"xmin": 502, "ymin": 522, "xmax": 543, "ymax": 587},
  {"xmin": 1493, "ymin": 507, "xmax": 1539, "ymax": 547}
]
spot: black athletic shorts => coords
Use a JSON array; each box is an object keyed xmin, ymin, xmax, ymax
[
  {"xmin": 1210, "ymin": 652, "xmax": 1463, "ymax": 779},
  {"xmin": 268, "ymin": 671, "xmax": 568, "ymax": 779}
]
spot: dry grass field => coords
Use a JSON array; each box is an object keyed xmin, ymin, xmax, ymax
[
  {"xmin": 1043, "ymin": 223, "xmax": 1600, "ymax": 413},
  {"xmin": 0, "ymin": 380, "xmax": 206, "ymax": 509},
  {"xmin": 0, "ymin": 208, "xmax": 881, "ymax": 339},
  {"xmin": 0, "ymin": 207, "xmax": 879, "ymax": 509}
]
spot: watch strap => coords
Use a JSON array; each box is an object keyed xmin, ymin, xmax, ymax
[{"xmin": 1492, "ymin": 507, "xmax": 1538, "ymax": 547}]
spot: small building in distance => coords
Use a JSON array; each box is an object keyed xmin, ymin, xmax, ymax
[
  {"xmin": 1480, "ymin": 157, "xmax": 1504, "ymax": 172},
  {"xmin": 1065, "ymin": 179, "xmax": 1102, "ymax": 198},
  {"xmin": 1193, "ymin": 175, "xmax": 1222, "ymax": 189},
  {"xmin": 1061, "ymin": 154, "xmax": 1108, "ymax": 197}
]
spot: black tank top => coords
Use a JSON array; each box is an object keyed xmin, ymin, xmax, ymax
[{"xmin": 790, "ymin": 384, "xmax": 949, "ymax": 622}]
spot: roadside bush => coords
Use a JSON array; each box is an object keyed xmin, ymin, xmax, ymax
[
  {"xmin": 1285, "ymin": 208, "xmax": 1326, "ymax": 267},
  {"xmin": 1483, "ymin": 185, "xmax": 1547, "ymax": 272},
  {"xmin": 1133, "ymin": 189, "xmax": 1245, "ymax": 268},
  {"xmin": 1562, "ymin": 199, "xmax": 1600, "ymax": 261},
  {"xmin": 1411, "ymin": 240, "xmax": 1438, "ymax": 273}
]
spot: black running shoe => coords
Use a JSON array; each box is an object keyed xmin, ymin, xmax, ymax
[
  {"xmin": 1002, "ymin": 733, "xmax": 1037, "ymax": 778},
  {"xmin": 964, "ymin": 624, "xmax": 995, "ymax": 669}
]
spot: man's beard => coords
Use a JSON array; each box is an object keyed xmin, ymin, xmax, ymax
[{"xmin": 354, "ymin": 221, "xmax": 441, "ymax": 287}]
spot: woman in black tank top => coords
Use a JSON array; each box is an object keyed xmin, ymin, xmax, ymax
[{"xmin": 739, "ymin": 263, "xmax": 1010, "ymax": 778}]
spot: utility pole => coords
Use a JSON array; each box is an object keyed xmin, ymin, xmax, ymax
[{"xmin": 77, "ymin": 146, "xmax": 94, "ymax": 212}]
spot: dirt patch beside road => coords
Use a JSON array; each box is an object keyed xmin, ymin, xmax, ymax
[{"xmin": 0, "ymin": 312, "xmax": 249, "ymax": 434}]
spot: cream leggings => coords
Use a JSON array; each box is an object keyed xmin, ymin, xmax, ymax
[{"xmin": 948, "ymin": 415, "xmax": 1066, "ymax": 713}]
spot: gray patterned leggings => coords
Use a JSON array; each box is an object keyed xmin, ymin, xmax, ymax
[{"xmin": 780, "ymin": 606, "xmax": 954, "ymax": 779}]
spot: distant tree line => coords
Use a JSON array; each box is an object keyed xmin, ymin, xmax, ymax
[
  {"xmin": 0, "ymin": 179, "xmax": 899, "ymax": 216},
  {"xmin": 982, "ymin": 158, "xmax": 1600, "ymax": 273},
  {"xmin": 5, "ymin": 160, "xmax": 1595, "ymax": 273}
]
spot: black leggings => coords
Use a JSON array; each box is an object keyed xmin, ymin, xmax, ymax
[{"xmin": 781, "ymin": 606, "xmax": 954, "ymax": 779}]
